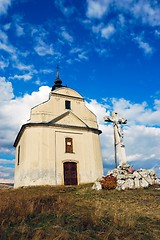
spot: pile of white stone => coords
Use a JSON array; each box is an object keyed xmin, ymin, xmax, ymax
[
  {"xmin": 108, "ymin": 163, "xmax": 160, "ymax": 190},
  {"xmin": 92, "ymin": 163, "xmax": 160, "ymax": 191}
]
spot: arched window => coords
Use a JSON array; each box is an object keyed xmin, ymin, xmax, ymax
[{"xmin": 65, "ymin": 138, "xmax": 73, "ymax": 153}]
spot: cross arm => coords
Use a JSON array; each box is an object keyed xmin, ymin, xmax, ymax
[
  {"xmin": 118, "ymin": 118, "xmax": 127, "ymax": 124},
  {"xmin": 104, "ymin": 116, "xmax": 115, "ymax": 123}
]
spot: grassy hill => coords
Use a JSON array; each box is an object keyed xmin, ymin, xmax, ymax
[{"xmin": 0, "ymin": 184, "xmax": 160, "ymax": 240}]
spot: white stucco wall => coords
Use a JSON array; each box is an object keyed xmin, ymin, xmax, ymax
[
  {"xmin": 14, "ymin": 125, "xmax": 103, "ymax": 188},
  {"xmin": 30, "ymin": 87, "xmax": 98, "ymax": 129}
]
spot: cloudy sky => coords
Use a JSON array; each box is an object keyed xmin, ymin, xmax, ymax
[{"xmin": 0, "ymin": 0, "xmax": 160, "ymax": 183}]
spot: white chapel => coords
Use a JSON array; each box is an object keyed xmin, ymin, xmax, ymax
[{"xmin": 14, "ymin": 69, "xmax": 103, "ymax": 188}]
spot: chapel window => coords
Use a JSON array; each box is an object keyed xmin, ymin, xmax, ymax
[
  {"xmin": 65, "ymin": 100, "xmax": 71, "ymax": 110},
  {"xmin": 65, "ymin": 138, "xmax": 73, "ymax": 153},
  {"xmin": 17, "ymin": 146, "xmax": 20, "ymax": 166}
]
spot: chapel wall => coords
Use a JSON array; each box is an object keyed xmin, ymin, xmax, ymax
[
  {"xmin": 14, "ymin": 125, "xmax": 103, "ymax": 188},
  {"xmin": 30, "ymin": 88, "xmax": 98, "ymax": 129}
]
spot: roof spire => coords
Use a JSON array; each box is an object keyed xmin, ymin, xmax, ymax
[
  {"xmin": 51, "ymin": 65, "xmax": 63, "ymax": 91},
  {"xmin": 56, "ymin": 64, "xmax": 60, "ymax": 79}
]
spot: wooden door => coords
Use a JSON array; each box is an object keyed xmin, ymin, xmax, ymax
[{"xmin": 63, "ymin": 162, "xmax": 77, "ymax": 185}]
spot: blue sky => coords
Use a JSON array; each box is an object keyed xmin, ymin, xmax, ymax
[{"xmin": 0, "ymin": 0, "xmax": 160, "ymax": 182}]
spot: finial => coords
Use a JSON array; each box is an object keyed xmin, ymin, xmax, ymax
[
  {"xmin": 56, "ymin": 64, "xmax": 60, "ymax": 79},
  {"xmin": 51, "ymin": 64, "xmax": 63, "ymax": 91}
]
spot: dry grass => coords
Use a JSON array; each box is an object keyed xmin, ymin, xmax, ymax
[{"xmin": 0, "ymin": 184, "xmax": 160, "ymax": 240}]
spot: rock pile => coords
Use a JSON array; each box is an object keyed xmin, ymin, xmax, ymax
[
  {"xmin": 92, "ymin": 163, "xmax": 160, "ymax": 190},
  {"xmin": 109, "ymin": 164, "xmax": 159, "ymax": 190}
]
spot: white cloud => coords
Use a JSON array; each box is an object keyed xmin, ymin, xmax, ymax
[
  {"xmin": 91, "ymin": 22, "xmax": 116, "ymax": 40},
  {"xmin": 85, "ymin": 0, "xmax": 160, "ymax": 54},
  {"xmin": 70, "ymin": 48, "xmax": 88, "ymax": 61},
  {"xmin": 40, "ymin": 69, "xmax": 53, "ymax": 74},
  {"xmin": 0, "ymin": 166, "xmax": 14, "ymax": 183},
  {"xmin": 114, "ymin": 0, "xmax": 134, "ymax": 10},
  {"xmin": 15, "ymin": 23, "xmax": 25, "ymax": 37},
  {"xmin": 92, "ymin": 23, "xmax": 103, "ymax": 34},
  {"xmin": 155, "ymin": 29, "xmax": 160, "ymax": 37},
  {"xmin": 154, "ymin": 99, "xmax": 160, "ymax": 110},
  {"xmin": 132, "ymin": 0, "xmax": 160, "ymax": 26},
  {"xmin": 86, "ymin": 0, "xmax": 111, "ymax": 19},
  {"xmin": 114, "ymin": 1, "xmax": 160, "ymax": 27},
  {"xmin": 11, "ymin": 15, "xmax": 25, "ymax": 37},
  {"xmin": 86, "ymin": 98, "xmax": 160, "ymax": 175},
  {"xmin": 101, "ymin": 24, "xmax": 115, "ymax": 39},
  {"xmin": 0, "ymin": 30, "xmax": 16, "ymax": 54},
  {"xmin": 95, "ymin": 48, "xmax": 108, "ymax": 56},
  {"xmin": 70, "ymin": 48, "xmax": 83, "ymax": 54},
  {"xmin": 55, "ymin": 0, "xmax": 75, "ymax": 17},
  {"xmin": 0, "ymin": 159, "xmax": 14, "ymax": 164},
  {"xmin": 66, "ymin": 59, "xmax": 72, "ymax": 64},
  {"xmin": 35, "ymin": 79, "xmax": 41, "ymax": 85},
  {"xmin": 9, "ymin": 74, "xmax": 33, "ymax": 81},
  {"xmin": 3, "ymin": 22, "xmax": 11, "ymax": 30},
  {"xmin": 61, "ymin": 29, "xmax": 73, "ymax": 43},
  {"xmin": 78, "ymin": 51, "xmax": 88, "ymax": 61},
  {"xmin": 125, "ymin": 125, "xmax": 160, "ymax": 167},
  {"xmin": 0, "ymin": 158, "xmax": 15, "ymax": 183},
  {"xmin": 0, "ymin": 30, "xmax": 8, "ymax": 42},
  {"xmin": 0, "ymin": 0, "xmax": 12, "ymax": 16},
  {"xmin": 0, "ymin": 42, "xmax": 15, "ymax": 54},
  {"xmin": 29, "ymin": 26, "xmax": 55, "ymax": 56},
  {"xmin": 13, "ymin": 62, "xmax": 34, "ymax": 71},
  {"xmin": 0, "ymin": 57, "xmax": 9, "ymax": 69},
  {"xmin": 34, "ymin": 39, "xmax": 54, "ymax": 56},
  {"xmin": 85, "ymin": 99, "xmax": 109, "ymax": 124},
  {"xmin": 0, "ymin": 77, "xmax": 14, "ymax": 101},
  {"xmin": 0, "ymin": 86, "xmax": 50, "ymax": 156},
  {"xmin": 134, "ymin": 36, "xmax": 153, "ymax": 55},
  {"xmin": 110, "ymin": 98, "xmax": 160, "ymax": 126},
  {"xmin": 8, "ymin": 62, "xmax": 38, "ymax": 82},
  {"xmin": 118, "ymin": 14, "xmax": 126, "ymax": 27},
  {"xmin": 86, "ymin": 0, "xmax": 160, "ymax": 27}
]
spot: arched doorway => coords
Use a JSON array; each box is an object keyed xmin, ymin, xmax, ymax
[{"xmin": 63, "ymin": 162, "xmax": 78, "ymax": 185}]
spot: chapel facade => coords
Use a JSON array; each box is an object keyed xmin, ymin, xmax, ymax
[{"xmin": 14, "ymin": 70, "xmax": 103, "ymax": 188}]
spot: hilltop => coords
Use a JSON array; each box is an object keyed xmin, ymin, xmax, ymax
[{"xmin": 0, "ymin": 184, "xmax": 160, "ymax": 240}]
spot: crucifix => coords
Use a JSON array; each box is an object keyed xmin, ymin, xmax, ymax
[{"xmin": 104, "ymin": 112, "xmax": 127, "ymax": 168}]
